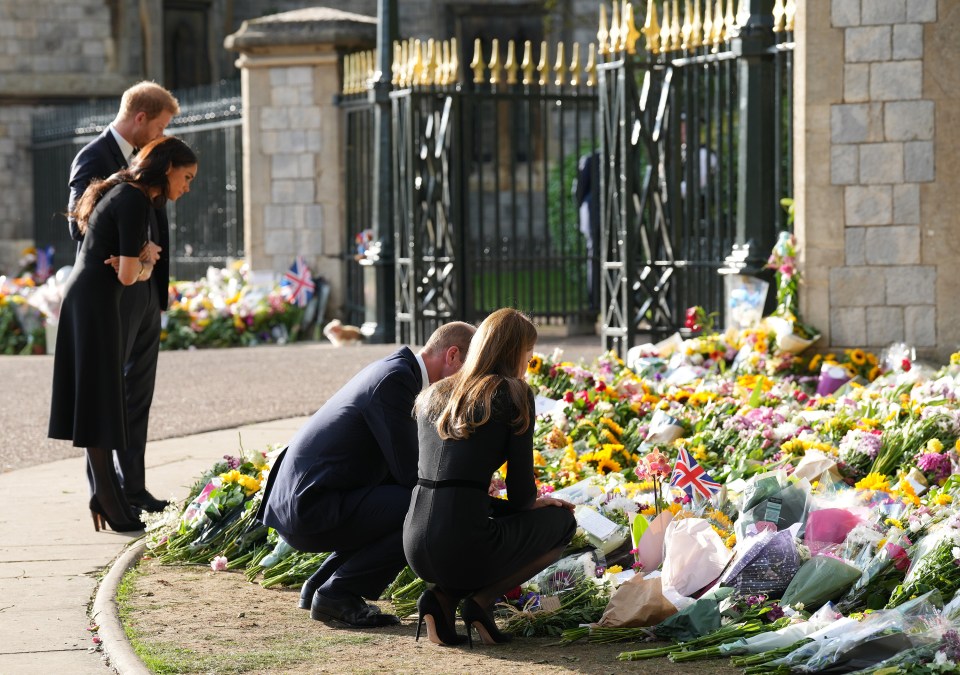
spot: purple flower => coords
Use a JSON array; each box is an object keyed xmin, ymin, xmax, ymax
[
  {"xmin": 595, "ymin": 566, "xmax": 606, "ymax": 578},
  {"xmin": 944, "ymin": 629, "xmax": 960, "ymax": 661},
  {"xmin": 223, "ymin": 454, "xmax": 241, "ymax": 469},
  {"xmin": 765, "ymin": 604, "xmax": 785, "ymax": 622},
  {"xmin": 916, "ymin": 452, "xmax": 952, "ymax": 483}
]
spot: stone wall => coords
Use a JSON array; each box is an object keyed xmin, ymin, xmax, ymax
[{"xmin": 798, "ymin": 0, "xmax": 955, "ymax": 360}]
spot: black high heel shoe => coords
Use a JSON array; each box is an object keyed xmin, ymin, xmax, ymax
[
  {"xmin": 415, "ymin": 590, "xmax": 467, "ymax": 646},
  {"xmin": 89, "ymin": 495, "xmax": 143, "ymax": 533},
  {"xmin": 460, "ymin": 597, "xmax": 513, "ymax": 647}
]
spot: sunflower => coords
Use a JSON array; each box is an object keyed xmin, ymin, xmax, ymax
[
  {"xmin": 868, "ymin": 366, "xmax": 880, "ymax": 381},
  {"xmin": 599, "ymin": 417, "xmax": 624, "ymax": 436},
  {"xmin": 600, "ymin": 428, "xmax": 619, "ymax": 445},
  {"xmin": 596, "ymin": 457, "xmax": 622, "ymax": 475},
  {"xmin": 808, "ymin": 353, "xmax": 823, "ymax": 372},
  {"xmin": 849, "ymin": 348, "xmax": 867, "ymax": 366},
  {"xmin": 527, "ymin": 355, "xmax": 543, "ymax": 374}
]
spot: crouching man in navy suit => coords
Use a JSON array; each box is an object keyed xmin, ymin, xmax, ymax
[{"xmin": 257, "ymin": 322, "xmax": 476, "ymax": 628}]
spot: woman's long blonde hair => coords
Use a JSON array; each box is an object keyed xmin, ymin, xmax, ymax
[{"xmin": 416, "ymin": 308, "xmax": 537, "ymax": 440}]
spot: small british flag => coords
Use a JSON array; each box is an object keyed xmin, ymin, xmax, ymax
[
  {"xmin": 280, "ymin": 256, "xmax": 315, "ymax": 308},
  {"xmin": 670, "ymin": 446, "xmax": 722, "ymax": 499}
]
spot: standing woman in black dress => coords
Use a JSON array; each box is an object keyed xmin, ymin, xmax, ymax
[
  {"xmin": 404, "ymin": 308, "xmax": 577, "ymax": 646},
  {"xmin": 49, "ymin": 136, "xmax": 197, "ymax": 532}
]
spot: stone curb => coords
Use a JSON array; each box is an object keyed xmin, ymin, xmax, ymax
[{"xmin": 91, "ymin": 540, "xmax": 151, "ymax": 675}]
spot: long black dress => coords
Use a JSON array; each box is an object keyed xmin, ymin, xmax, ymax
[
  {"xmin": 49, "ymin": 182, "xmax": 150, "ymax": 448},
  {"xmin": 403, "ymin": 382, "xmax": 576, "ymax": 590}
]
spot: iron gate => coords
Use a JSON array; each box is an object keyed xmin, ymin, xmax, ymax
[
  {"xmin": 598, "ymin": 1, "xmax": 795, "ymax": 352},
  {"xmin": 391, "ymin": 45, "xmax": 601, "ymax": 346}
]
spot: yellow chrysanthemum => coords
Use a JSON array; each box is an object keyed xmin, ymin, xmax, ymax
[
  {"xmin": 606, "ymin": 565, "xmax": 623, "ymax": 574},
  {"xmin": 933, "ymin": 493, "xmax": 953, "ymax": 506},
  {"xmin": 855, "ymin": 472, "xmax": 891, "ymax": 493},
  {"xmin": 219, "ymin": 469, "xmax": 241, "ymax": 484},
  {"xmin": 237, "ymin": 474, "xmax": 261, "ymax": 496},
  {"xmin": 849, "ymin": 349, "xmax": 867, "ymax": 366},
  {"xmin": 693, "ymin": 445, "xmax": 708, "ymax": 462},
  {"xmin": 724, "ymin": 533, "xmax": 737, "ymax": 549},
  {"xmin": 885, "ymin": 518, "xmax": 904, "ymax": 530},
  {"xmin": 897, "ymin": 479, "xmax": 920, "ymax": 507},
  {"xmin": 809, "ymin": 353, "xmax": 823, "ymax": 372},
  {"xmin": 952, "ymin": 352, "xmax": 960, "ymax": 366},
  {"xmin": 527, "ymin": 355, "xmax": 543, "ymax": 375},
  {"xmin": 927, "ymin": 438, "xmax": 944, "ymax": 454}
]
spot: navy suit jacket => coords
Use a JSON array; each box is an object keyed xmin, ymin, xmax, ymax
[
  {"xmin": 258, "ymin": 347, "xmax": 424, "ymax": 537},
  {"xmin": 67, "ymin": 127, "xmax": 171, "ymax": 310}
]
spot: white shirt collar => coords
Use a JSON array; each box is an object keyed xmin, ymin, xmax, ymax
[
  {"xmin": 109, "ymin": 125, "xmax": 136, "ymax": 165},
  {"xmin": 414, "ymin": 352, "xmax": 430, "ymax": 392}
]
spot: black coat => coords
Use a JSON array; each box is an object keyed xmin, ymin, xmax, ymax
[
  {"xmin": 67, "ymin": 128, "xmax": 171, "ymax": 310},
  {"xmin": 258, "ymin": 347, "xmax": 424, "ymax": 537}
]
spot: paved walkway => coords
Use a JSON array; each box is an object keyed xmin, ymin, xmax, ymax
[
  {"xmin": 0, "ymin": 335, "xmax": 604, "ymax": 673},
  {"xmin": 1, "ymin": 417, "xmax": 307, "ymax": 673}
]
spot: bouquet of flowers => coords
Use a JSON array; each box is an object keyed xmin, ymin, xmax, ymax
[{"xmin": 764, "ymin": 231, "xmax": 820, "ymax": 349}]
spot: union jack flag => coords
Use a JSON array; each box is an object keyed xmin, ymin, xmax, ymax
[
  {"xmin": 670, "ymin": 446, "xmax": 722, "ymax": 499},
  {"xmin": 280, "ymin": 256, "xmax": 315, "ymax": 307}
]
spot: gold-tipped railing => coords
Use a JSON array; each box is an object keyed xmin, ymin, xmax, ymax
[
  {"xmin": 342, "ymin": 49, "xmax": 377, "ymax": 95},
  {"xmin": 341, "ymin": 1, "xmax": 798, "ymax": 94},
  {"xmin": 599, "ymin": 0, "xmax": 796, "ymax": 58}
]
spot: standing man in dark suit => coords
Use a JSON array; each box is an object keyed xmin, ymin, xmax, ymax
[
  {"xmin": 574, "ymin": 151, "xmax": 601, "ymax": 312},
  {"xmin": 257, "ymin": 321, "xmax": 476, "ymax": 628},
  {"xmin": 67, "ymin": 81, "xmax": 180, "ymax": 513}
]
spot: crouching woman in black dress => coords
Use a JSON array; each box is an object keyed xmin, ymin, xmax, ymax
[{"xmin": 403, "ymin": 308, "xmax": 577, "ymax": 646}]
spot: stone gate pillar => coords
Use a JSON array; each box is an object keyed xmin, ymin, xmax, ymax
[
  {"xmin": 795, "ymin": 0, "xmax": 959, "ymax": 361},
  {"xmin": 225, "ymin": 8, "xmax": 375, "ymax": 316}
]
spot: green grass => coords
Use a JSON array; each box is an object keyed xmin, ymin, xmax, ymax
[
  {"xmin": 473, "ymin": 267, "xmax": 588, "ymax": 315},
  {"xmin": 116, "ymin": 563, "xmax": 372, "ymax": 674}
]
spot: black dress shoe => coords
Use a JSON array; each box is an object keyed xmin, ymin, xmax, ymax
[
  {"xmin": 126, "ymin": 489, "xmax": 170, "ymax": 513},
  {"xmin": 310, "ymin": 591, "xmax": 401, "ymax": 628}
]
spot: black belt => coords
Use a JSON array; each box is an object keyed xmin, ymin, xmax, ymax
[{"xmin": 417, "ymin": 477, "xmax": 488, "ymax": 491}]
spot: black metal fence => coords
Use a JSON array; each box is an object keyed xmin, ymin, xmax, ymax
[
  {"xmin": 598, "ymin": 9, "xmax": 795, "ymax": 352},
  {"xmin": 341, "ymin": 96, "xmax": 377, "ymax": 328},
  {"xmin": 392, "ymin": 79, "xmax": 600, "ymax": 346},
  {"xmin": 31, "ymin": 79, "xmax": 243, "ymax": 280}
]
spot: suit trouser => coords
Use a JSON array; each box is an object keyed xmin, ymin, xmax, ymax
[
  {"xmin": 281, "ymin": 484, "xmax": 411, "ymax": 600},
  {"xmin": 115, "ymin": 280, "xmax": 161, "ymax": 495}
]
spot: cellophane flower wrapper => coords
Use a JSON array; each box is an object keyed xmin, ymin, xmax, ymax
[
  {"xmin": 775, "ymin": 591, "xmax": 942, "ymax": 672},
  {"xmin": 735, "ymin": 476, "xmax": 812, "ymax": 541},
  {"xmin": 805, "ymin": 507, "xmax": 864, "ymax": 557},
  {"xmin": 887, "ymin": 521, "xmax": 960, "ymax": 608},
  {"xmin": 660, "ymin": 517, "xmax": 733, "ymax": 609},
  {"xmin": 720, "ymin": 527, "xmax": 800, "ymax": 598},
  {"xmin": 529, "ymin": 549, "xmax": 606, "ymax": 596},
  {"xmin": 717, "ymin": 602, "xmax": 842, "ymax": 656},
  {"xmin": 780, "ymin": 554, "xmax": 863, "ymax": 611},
  {"xmin": 652, "ymin": 588, "xmax": 733, "ymax": 643}
]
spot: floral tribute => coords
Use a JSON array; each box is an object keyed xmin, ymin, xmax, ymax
[
  {"xmin": 0, "ymin": 261, "xmax": 305, "ymax": 354},
  {"xmin": 139, "ymin": 323, "xmax": 960, "ymax": 669},
  {"xmin": 161, "ymin": 263, "xmax": 304, "ymax": 350}
]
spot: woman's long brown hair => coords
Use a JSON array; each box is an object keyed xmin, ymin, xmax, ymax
[
  {"xmin": 72, "ymin": 136, "xmax": 197, "ymax": 234},
  {"xmin": 416, "ymin": 308, "xmax": 537, "ymax": 440}
]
